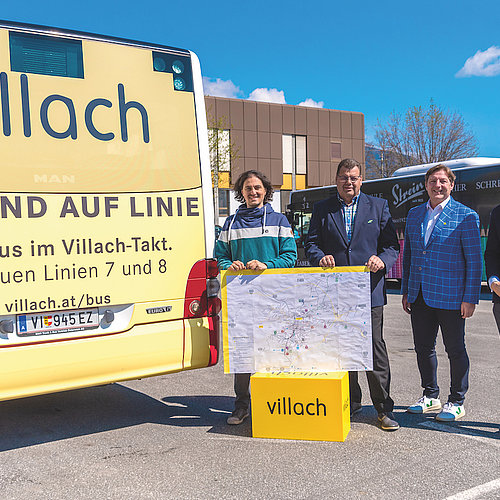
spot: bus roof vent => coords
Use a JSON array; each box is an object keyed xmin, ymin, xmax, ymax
[{"xmin": 9, "ymin": 31, "xmax": 84, "ymax": 79}]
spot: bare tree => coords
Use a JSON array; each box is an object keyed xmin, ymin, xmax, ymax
[
  {"xmin": 206, "ymin": 109, "xmax": 240, "ymax": 220},
  {"xmin": 372, "ymin": 100, "xmax": 479, "ymax": 175},
  {"xmin": 365, "ymin": 143, "xmax": 407, "ymax": 179}
]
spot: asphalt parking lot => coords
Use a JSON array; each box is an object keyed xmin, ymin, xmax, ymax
[{"xmin": 0, "ymin": 291, "xmax": 498, "ymax": 500}]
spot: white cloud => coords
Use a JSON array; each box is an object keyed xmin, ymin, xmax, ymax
[
  {"xmin": 203, "ymin": 79, "xmax": 328, "ymax": 109},
  {"xmin": 203, "ymin": 77, "xmax": 243, "ymax": 98},
  {"xmin": 298, "ymin": 98, "xmax": 325, "ymax": 108},
  {"xmin": 248, "ymin": 88, "xmax": 287, "ymax": 104},
  {"xmin": 456, "ymin": 46, "xmax": 500, "ymax": 77}
]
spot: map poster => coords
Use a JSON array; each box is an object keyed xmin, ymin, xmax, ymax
[{"xmin": 221, "ymin": 267, "xmax": 373, "ymax": 374}]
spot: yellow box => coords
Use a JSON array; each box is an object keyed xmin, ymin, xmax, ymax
[{"xmin": 251, "ymin": 371, "xmax": 350, "ymax": 442}]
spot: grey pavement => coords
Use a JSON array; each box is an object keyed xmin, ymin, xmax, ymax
[{"xmin": 0, "ymin": 291, "xmax": 498, "ymax": 500}]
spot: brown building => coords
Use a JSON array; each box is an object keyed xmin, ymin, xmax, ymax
[{"xmin": 204, "ymin": 96, "xmax": 364, "ymax": 222}]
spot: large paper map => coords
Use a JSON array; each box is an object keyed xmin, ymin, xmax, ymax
[{"xmin": 221, "ymin": 267, "xmax": 372, "ymax": 373}]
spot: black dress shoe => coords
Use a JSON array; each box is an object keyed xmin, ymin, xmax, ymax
[
  {"xmin": 378, "ymin": 412, "xmax": 400, "ymax": 431},
  {"xmin": 350, "ymin": 402, "xmax": 362, "ymax": 416}
]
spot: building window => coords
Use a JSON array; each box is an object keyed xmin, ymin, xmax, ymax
[
  {"xmin": 296, "ymin": 136, "xmax": 306, "ymax": 174},
  {"xmin": 280, "ymin": 190, "xmax": 291, "ymax": 213},
  {"xmin": 283, "ymin": 134, "xmax": 307, "ymax": 186},
  {"xmin": 209, "ymin": 128, "xmax": 231, "ymax": 173},
  {"xmin": 331, "ymin": 142, "xmax": 342, "ymax": 159},
  {"xmin": 218, "ymin": 189, "xmax": 230, "ymax": 217}
]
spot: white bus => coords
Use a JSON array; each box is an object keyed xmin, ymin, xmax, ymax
[{"xmin": 288, "ymin": 157, "xmax": 500, "ymax": 279}]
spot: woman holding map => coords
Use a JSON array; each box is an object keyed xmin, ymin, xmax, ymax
[{"xmin": 215, "ymin": 170, "xmax": 297, "ymax": 425}]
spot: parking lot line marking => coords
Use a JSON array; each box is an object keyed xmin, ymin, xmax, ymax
[
  {"xmin": 209, "ymin": 408, "xmax": 231, "ymax": 414},
  {"xmin": 161, "ymin": 402, "xmax": 188, "ymax": 408},
  {"xmin": 442, "ymin": 478, "xmax": 500, "ymax": 500},
  {"xmin": 419, "ymin": 421, "xmax": 500, "ymax": 448}
]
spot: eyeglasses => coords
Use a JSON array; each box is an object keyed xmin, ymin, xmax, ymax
[{"xmin": 337, "ymin": 176, "xmax": 361, "ymax": 183}]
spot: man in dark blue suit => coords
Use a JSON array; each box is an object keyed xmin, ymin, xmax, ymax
[
  {"xmin": 305, "ymin": 158, "xmax": 400, "ymax": 431},
  {"xmin": 484, "ymin": 203, "xmax": 500, "ymax": 334}
]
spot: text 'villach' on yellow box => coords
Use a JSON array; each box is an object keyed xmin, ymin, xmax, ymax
[{"xmin": 250, "ymin": 371, "xmax": 350, "ymax": 442}]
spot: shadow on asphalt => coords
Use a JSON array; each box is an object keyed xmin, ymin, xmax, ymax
[
  {"xmin": 350, "ymin": 405, "xmax": 500, "ymax": 439},
  {"xmin": 394, "ymin": 408, "xmax": 500, "ymax": 439},
  {"xmin": 1, "ymin": 387, "xmax": 497, "ymax": 452},
  {"xmin": 0, "ymin": 384, "xmax": 248, "ymax": 452},
  {"xmin": 161, "ymin": 395, "xmax": 252, "ymax": 438}
]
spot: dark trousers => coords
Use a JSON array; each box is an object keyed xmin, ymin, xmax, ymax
[
  {"xmin": 410, "ymin": 292, "xmax": 469, "ymax": 405},
  {"xmin": 234, "ymin": 373, "xmax": 251, "ymax": 411},
  {"xmin": 349, "ymin": 306, "xmax": 394, "ymax": 413},
  {"xmin": 494, "ymin": 303, "xmax": 500, "ymax": 335}
]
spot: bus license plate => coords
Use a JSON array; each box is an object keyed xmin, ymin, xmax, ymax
[{"xmin": 17, "ymin": 309, "xmax": 99, "ymax": 337}]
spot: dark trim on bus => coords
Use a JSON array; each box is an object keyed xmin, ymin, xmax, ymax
[{"xmin": 0, "ymin": 19, "xmax": 190, "ymax": 56}]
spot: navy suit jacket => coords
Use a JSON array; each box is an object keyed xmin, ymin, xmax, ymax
[
  {"xmin": 304, "ymin": 192, "xmax": 399, "ymax": 307},
  {"xmin": 485, "ymin": 204, "xmax": 500, "ymax": 304}
]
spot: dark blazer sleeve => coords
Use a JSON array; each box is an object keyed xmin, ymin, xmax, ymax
[
  {"xmin": 485, "ymin": 205, "xmax": 500, "ymax": 280},
  {"xmin": 377, "ymin": 199, "xmax": 399, "ymax": 272},
  {"xmin": 304, "ymin": 202, "xmax": 327, "ymax": 266}
]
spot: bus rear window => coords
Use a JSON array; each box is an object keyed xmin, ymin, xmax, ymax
[{"xmin": 10, "ymin": 31, "xmax": 84, "ymax": 78}]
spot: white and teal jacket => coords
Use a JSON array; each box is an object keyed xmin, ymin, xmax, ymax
[{"xmin": 215, "ymin": 203, "xmax": 297, "ymax": 270}]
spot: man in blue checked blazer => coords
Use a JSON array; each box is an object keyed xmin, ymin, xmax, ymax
[
  {"xmin": 402, "ymin": 164, "xmax": 482, "ymax": 422},
  {"xmin": 305, "ymin": 158, "xmax": 400, "ymax": 432}
]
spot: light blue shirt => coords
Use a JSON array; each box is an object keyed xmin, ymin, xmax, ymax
[{"xmin": 338, "ymin": 194, "xmax": 360, "ymax": 243}]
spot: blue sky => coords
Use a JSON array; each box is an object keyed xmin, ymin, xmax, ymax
[{"xmin": 2, "ymin": 1, "xmax": 500, "ymax": 156}]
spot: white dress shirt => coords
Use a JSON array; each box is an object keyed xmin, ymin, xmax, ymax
[{"xmin": 423, "ymin": 197, "xmax": 451, "ymax": 246}]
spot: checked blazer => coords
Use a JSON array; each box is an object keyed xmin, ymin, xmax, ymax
[
  {"xmin": 402, "ymin": 196, "xmax": 482, "ymax": 309},
  {"xmin": 305, "ymin": 192, "xmax": 399, "ymax": 308}
]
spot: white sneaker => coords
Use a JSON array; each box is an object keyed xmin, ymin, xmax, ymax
[
  {"xmin": 436, "ymin": 402, "xmax": 465, "ymax": 422},
  {"xmin": 407, "ymin": 396, "xmax": 442, "ymax": 414}
]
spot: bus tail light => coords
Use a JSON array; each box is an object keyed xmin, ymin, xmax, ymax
[{"xmin": 184, "ymin": 259, "xmax": 221, "ymax": 366}]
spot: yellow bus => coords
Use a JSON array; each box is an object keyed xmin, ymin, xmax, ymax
[{"xmin": 0, "ymin": 20, "xmax": 220, "ymax": 401}]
